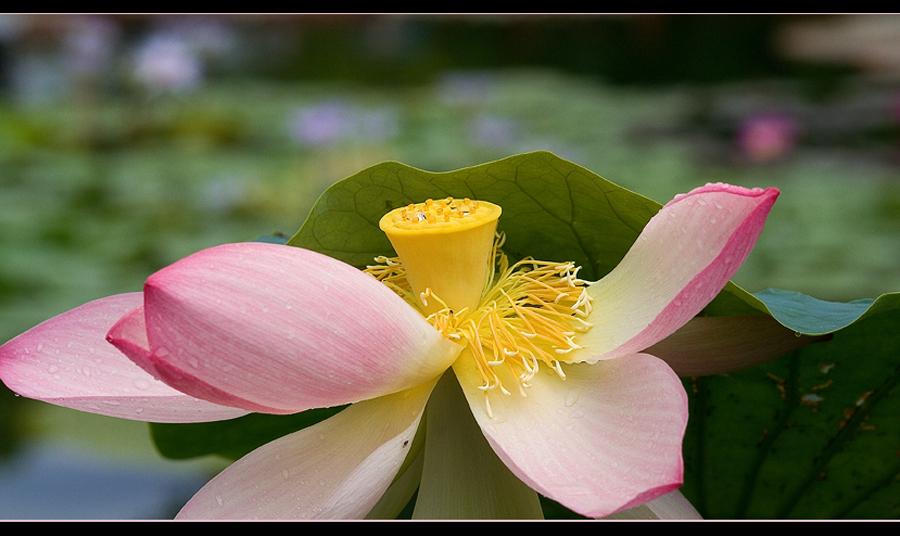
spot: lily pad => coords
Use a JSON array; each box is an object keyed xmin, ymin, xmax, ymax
[{"xmin": 681, "ymin": 300, "xmax": 900, "ymax": 519}]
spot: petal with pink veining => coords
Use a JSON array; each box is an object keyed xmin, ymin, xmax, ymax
[
  {"xmin": 176, "ymin": 378, "xmax": 437, "ymax": 520},
  {"xmin": 107, "ymin": 305, "xmax": 285, "ymax": 414},
  {"xmin": 452, "ymin": 349, "xmax": 688, "ymax": 519},
  {"xmin": 567, "ymin": 184, "xmax": 780, "ymax": 364},
  {"xmin": 122, "ymin": 242, "xmax": 463, "ymax": 414},
  {"xmin": 0, "ymin": 293, "xmax": 246, "ymax": 423}
]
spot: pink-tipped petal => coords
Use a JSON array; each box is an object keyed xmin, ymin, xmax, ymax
[
  {"xmin": 134, "ymin": 243, "xmax": 462, "ymax": 414},
  {"xmin": 647, "ymin": 315, "xmax": 830, "ymax": 377},
  {"xmin": 452, "ymin": 350, "xmax": 688, "ymax": 519},
  {"xmin": 107, "ymin": 306, "xmax": 286, "ymax": 414},
  {"xmin": 176, "ymin": 379, "xmax": 437, "ymax": 520},
  {"xmin": 0, "ymin": 294, "xmax": 247, "ymax": 423},
  {"xmin": 568, "ymin": 184, "xmax": 779, "ymax": 363}
]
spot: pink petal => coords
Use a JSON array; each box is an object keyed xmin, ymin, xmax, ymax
[
  {"xmin": 569, "ymin": 183, "xmax": 780, "ymax": 363},
  {"xmin": 452, "ymin": 350, "xmax": 688, "ymax": 519},
  {"xmin": 0, "ymin": 294, "xmax": 247, "ymax": 423},
  {"xmin": 107, "ymin": 305, "xmax": 282, "ymax": 414},
  {"xmin": 113, "ymin": 242, "xmax": 462, "ymax": 414},
  {"xmin": 176, "ymin": 379, "xmax": 437, "ymax": 520},
  {"xmin": 647, "ymin": 315, "xmax": 830, "ymax": 377}
]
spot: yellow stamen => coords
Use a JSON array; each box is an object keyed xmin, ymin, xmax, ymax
[{"xmin": 366, "ymin": 210, "xmax": 593, "ymax": 408}]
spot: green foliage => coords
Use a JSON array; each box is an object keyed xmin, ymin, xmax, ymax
[{"xmin": 684, "ymin": 292, "xmax": 900, "ymax": 519}]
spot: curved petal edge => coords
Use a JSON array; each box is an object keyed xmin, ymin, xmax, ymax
[
  {"xmin": 571, "ymin": 183, "xmax": 780, "ymax": 363},
  {"xmin": 135, "ymin": 242, "xmax": 463, "ymax": 413},
  {"xmin": 0, "ymin": 293, "xmax": 246, "ymax": 423},
  {"xmin": 453, "ymin": 350, "xmax": 688, "ymax": 519},
  {"xmin": 176, "ymin": 380, "xmax": 437, "ymax": 520}
]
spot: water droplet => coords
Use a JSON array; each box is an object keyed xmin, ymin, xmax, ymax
[
  {"xmin": 564, "ymin": 387, "xmax": 581, "ymax": 407},
  {"xmin": 47, "ymin": 365, "xmax": 59, "ymax": 374},
  {"xmin": 133, "ymin": 379, "xmax": 152, "ymax": 390},
  {"xmin": 282, "ymin": 469, "xmax": 290, "ymax": 479}
]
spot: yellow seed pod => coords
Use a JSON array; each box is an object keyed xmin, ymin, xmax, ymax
[{"xmin": 379, "ymin": 198, "xmax": 501, "ymax": 315}]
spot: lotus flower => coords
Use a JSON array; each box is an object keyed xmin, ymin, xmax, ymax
[{"xmin": 0, "ymin": 182, "xmax": 780, "ymax": 519}]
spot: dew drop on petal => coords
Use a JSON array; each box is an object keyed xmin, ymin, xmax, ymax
[
  {"xmin": 564, "ymin": 387, "xmax": 582, "ymax": 407},
  {"xmin": 133, "ymin": 378, "xmax": 152, "ymax": 390}
]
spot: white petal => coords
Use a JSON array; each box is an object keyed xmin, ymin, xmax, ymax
[
  {"xmin": 604, "ymin": 489, "xmax": 702, "ymax": 519},
  {"xmin": 176, "ymin": 379, "xmax": 437, "ymax": 519},
  {"xmin": 412, "ymin": 371, "xmax": 543, "ymax": 519}
]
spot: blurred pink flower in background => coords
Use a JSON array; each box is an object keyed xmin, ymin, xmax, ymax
[{"xmin": 736, "ymin": 113, "xmax": 799, "ymax": 164}]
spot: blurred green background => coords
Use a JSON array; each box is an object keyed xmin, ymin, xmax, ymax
[{"xmin": 1, "ymin": 14, "xmax": 899, "ymax": 519}]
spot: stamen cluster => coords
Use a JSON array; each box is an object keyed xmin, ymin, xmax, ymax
[{"xmin": 366, "ymin": 234, "xmax": 593, "ymax": 417}]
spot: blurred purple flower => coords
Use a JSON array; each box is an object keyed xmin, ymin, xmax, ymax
[
  {"xmin": 287, "ymin": 101, "xmax": 399, "ymax": 148},
  {"xmin": 434, "ymin": 71, "xmax": 498, "ymax": 106},
  {"xmin": 469, "ymin": 114, "xmax": 519, "ymax": 148},
  {"xmin": 63, "ymin": 16, "xmax": 120, "ymax": 78},
  {"xmin": 132, "ymin": 33, "xmax": 202, "ymax": 93},
  {"xmin": 288, "ymin": 101, "xmax": 352, "ymax": 147},
  {"xmin": 736, "ymin": 113, "xmax": 798, "ymax": 164}
]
